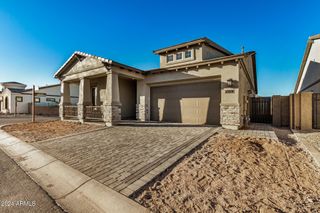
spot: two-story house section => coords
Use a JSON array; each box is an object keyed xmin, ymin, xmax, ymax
[
  {"xmin": 154, "ymin": 37, "xmax": 233, "ymax": 68},
  {"xmin": 55, "ymin": 37, "xmax": 257, "ymax": 130}
]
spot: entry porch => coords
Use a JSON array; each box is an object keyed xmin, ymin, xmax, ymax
[{"xmin": 60, "ymin": 72, "xmax": 138, "ymax": 126}]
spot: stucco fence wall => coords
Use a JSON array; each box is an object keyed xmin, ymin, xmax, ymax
[
  {"xmin": 252, "ymin": 93, "xmax": 312, "ymax": 130},
  {"xmin": 289, "ymin": 92, "xmax": 313, "ymax": 130}
]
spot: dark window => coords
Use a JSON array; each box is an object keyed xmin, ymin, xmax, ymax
[
  {"xmin": 176, "ymin": 52, "xmax": 182, "ymax": 60},
  {"xmin": 46, "ymin": 98, "xmax": 56, "ymax": 102},
  {"xmin": 167, "ymin": 54, "xmax": 174, "ymax": 62},
  {"xmin": 185, "ymin": 50, "xmax": 192, "ymax": 58}
]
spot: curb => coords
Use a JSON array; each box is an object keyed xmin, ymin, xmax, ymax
[{"xmin": 0, "ymin": 130, "xmax": 149, "ymax": 213}]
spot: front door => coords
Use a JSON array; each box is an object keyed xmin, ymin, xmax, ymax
[{"xmin": 91, "ymin": 87, "xmax": 97, "ymax": 106}]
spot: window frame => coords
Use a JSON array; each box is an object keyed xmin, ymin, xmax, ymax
[
  {"xmin": 184, "ymin": 49, "xmax": 193, "ymax": 59},
  {"xmin": 166, "ymin": 54, "xmax": 174, "ymax": 63},
  {"xmin": 46, "ymin": 97, "xmax": 56, "ymax": 102},
  {"xmin": 175, "ymin": 52, "xmax": 183, "ymax": 61}
]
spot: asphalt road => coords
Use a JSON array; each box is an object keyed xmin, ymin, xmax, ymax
[{"xmin": 0, "ymin": 115, "xmax": 64, "ymax": 213}]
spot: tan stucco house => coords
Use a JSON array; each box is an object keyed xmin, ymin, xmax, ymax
[{"xmin": 54, "ymin": 37, "xmax": 257, "ymax": 130}]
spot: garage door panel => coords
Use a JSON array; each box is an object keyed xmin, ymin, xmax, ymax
[{"xmin": 151, "ymin": 81, "xmax": 220, "ymax": 125}]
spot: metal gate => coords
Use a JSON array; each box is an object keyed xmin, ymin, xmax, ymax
[
  {"xmin": 313, "ymin": 93, "xmax": 320, "ymax": 129},
  {"xmin": 250, "ymin": 97, "xmax": 272, "ymax": 123}
]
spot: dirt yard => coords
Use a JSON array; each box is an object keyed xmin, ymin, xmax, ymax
[
  {"xmin": 2, "ymin": 121, "xmax": 102, "ymax": 143},
  {"xmin": 138, "ymin": 133, "xmax": 320, "ymax": 212}
]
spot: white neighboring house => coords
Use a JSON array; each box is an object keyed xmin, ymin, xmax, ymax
[
  {"xmin": 295, "ymin": 34, "xmax": 320, "ymax": 93},
  {"xmin": 0, "ymin": 82, "xmax": 79, "ymax": 114}
]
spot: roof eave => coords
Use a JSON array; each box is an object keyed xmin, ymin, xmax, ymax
[
  {"xmin": 153, "ymin": 37, "xmax": 233, "ymax": 56},
  {"xmin": 146, "ymin": 51, "xmax": 254, "ymax": 74},
  {"xmin": 294, "ymin": 39, "xmax": 314, "ymax": 93}
]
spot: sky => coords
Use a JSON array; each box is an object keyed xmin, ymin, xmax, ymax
[{"xmin": 0, "ymin": 0, "xmax": 319, "ymax": 96}]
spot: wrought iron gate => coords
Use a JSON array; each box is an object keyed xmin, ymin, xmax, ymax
[
  {"xmin": 313, "ymin": 93, "xmax": 320, "ymax": 129},
  {"xmin": 250, "ymin": 97, "xmax": 272, "ymax": 123}
]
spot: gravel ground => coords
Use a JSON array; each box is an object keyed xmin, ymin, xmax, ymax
[
  {"xmin": 137, "ymin": 132, "xmax": 320, "ymax": 212},
  {"xmin": 2, "ymin": 120, "xmax": 102, "ymax": 142}
]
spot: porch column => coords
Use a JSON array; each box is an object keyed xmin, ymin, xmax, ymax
[
  {"xmin": 102, "ymin": 71, "xmax": 121, "ymax": 126},
  {"xmin": 136, "ymin": 80, "xmax": 150, "ymax": 121},
  {"xmin": 78, "ymin": 78, "xmax": 91, "ymax": 123},
  {"xmin": 59, "ymin": 81, "xmax": 71, "ymax": 120}
]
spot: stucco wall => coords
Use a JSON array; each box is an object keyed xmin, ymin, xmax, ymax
[
  {"xmin": 202, "ymin": 45, "xmax": 226, "ymax": 60},
  {"xmin": 159, "ymin": 45, "xmax": 202, "ymax": 68},
  {"xmin": 119, "ymin": 77, "xmax": 136, "ymax": 119}
]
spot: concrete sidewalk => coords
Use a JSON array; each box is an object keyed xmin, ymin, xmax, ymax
[
  {"xmin": 0, "ymin": 130, "xmax": 149, "ymax": 213},
  {"xmin": 293, "ymin": 131, "xmax": 320, "ymax": 168}
]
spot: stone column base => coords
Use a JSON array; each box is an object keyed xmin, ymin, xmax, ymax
[
  {"xmin": 59, "ymin": 103, "xmax": 70, "ymax": 121},
  {"xmin": 102, "ymin": 104, "xmax": 122, "ymax": 126},
  {"xmin": 78, "ymin": 104, "xmax": 85, "ymax": 123},
  {"xmin": 136, "ymin": 104, "xmax": 149, "ymax": 121},
  {"xmin": 220, "ymin": 104, "xmax": 241, "ymax": 130},
  {"xmin": 59, "ymin": 104, "xmax": 64, "ymax": 120}
]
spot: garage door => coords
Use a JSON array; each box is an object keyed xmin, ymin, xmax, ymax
[{"xmin": 151, "ymin": 81, "xmax": 220, "ymax": 125}]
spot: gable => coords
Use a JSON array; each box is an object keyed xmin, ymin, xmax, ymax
[
  {"xmin": 62, "ymin": 57, "xmax": 105, "ymax": 77},
  {"xmin": 300, "ymin": 61, "xmax": 320, "ymax": 91}
]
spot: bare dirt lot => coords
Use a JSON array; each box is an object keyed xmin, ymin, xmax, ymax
[
  {"xmin": 2, "ymin": 121, "xmax": 101, "ymax": 143},
  {"xmin": 138, "ymin": 133, "xmax": 320, "ymax": 212}
]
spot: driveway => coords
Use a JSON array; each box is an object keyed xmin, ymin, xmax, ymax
[
  {"xmin": 294, "ymin": 131, "xmax": 320, "ymax": 167},
  {"xmin": 34, "ymin": 125, "xmax": 217, "ymax": 196},
  {"xmin": 0, "ymin": 115, "xmax": 58, "ymax": 126}
]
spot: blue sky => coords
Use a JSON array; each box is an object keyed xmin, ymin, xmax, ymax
[{"xmin": 0, "ymin": 0, "xmax": 319, "ymax": 96}]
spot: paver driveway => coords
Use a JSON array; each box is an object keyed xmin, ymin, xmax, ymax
[{"xmin": 34, "ymin": 126, "xmax": 216, "ymax": 196}]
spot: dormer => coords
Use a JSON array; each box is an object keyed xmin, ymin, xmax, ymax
[{"xmin": 153, "ymin": 37, "xmax": 233, "ymax": 68}]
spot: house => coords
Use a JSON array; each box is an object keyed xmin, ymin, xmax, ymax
[
  {"xmin": 54, "ymin": 37, "xmax": 257, "ymax": 130},
  {"xmin": 0, "ymin": 82, "xmax": 78, "ymax": 114},
  {"xmin": 295, "ymin": 34, "xmax": 320, "ymax": 93},
  {"xmin": 291, "ymin": 34, "xmax": 320, "ymax": 130}
]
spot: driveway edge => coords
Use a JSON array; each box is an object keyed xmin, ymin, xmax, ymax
[{"xmin": 0, "ymin": 129, "xmax": 149, "ymax": 213}]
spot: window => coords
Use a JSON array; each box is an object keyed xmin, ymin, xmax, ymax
[
  {"xmin": 46, "ymin": 98, "xmax": 56, "ymax": 102},
  {"xmin": 185, "ymin": 50, "xmax": 192, "ymax": 58},
  {"xmin": 176, "ymin": 52, "xmax": 182, "ymax": 60},
  {"xmin": 167, "ymin": 54, "xmax": 174, "ymax": 63}
]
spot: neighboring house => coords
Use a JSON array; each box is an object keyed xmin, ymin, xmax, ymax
[
  {"xmin": 55, "ymin": 37, "xmax": 257, "ymax": 130},
  {"xmin": 291, "ymin": 34, "xmax": 320, "ymax": 130},
  {"xmin": 295, "ymin": 34, "xmax": 320, "ymax": 93},
  {"xmin": 0, "ymin": 82, "xmax": 78, "ymax": 114}
]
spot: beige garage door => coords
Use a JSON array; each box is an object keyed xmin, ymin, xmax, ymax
[{"xmin": 151, "ymin": 81, "xmax": 221, "ymax": 125}]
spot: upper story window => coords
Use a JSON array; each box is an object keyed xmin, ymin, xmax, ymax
[
  {"xmin": 167, "ymin": 54, "xmax": 174, "ymax": 63},
  {"xmin": 185, "ymin": 50, "xmax": 192, "ymax": 58},
  {"xmin": 176, "ymin": 52, "xmax": 183, "ymax": 60}
]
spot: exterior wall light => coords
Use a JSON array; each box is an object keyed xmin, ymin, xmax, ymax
[{"xmin": 227, "ymin": 79, "xmax": 233, "ymax": 87}]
